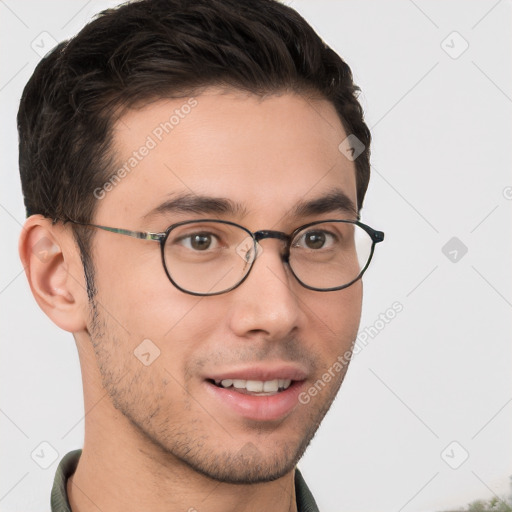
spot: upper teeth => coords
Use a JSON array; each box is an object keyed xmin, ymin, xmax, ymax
[{"xmin": 217, "ymin": 379, "xmax": 292, "ymax": 392}]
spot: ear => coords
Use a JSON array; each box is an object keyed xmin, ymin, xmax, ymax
[{"xmin": 19, "ymin": 215, "xmax": 88, "ymax": 332}]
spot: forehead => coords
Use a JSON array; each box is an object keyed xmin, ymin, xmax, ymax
[{"xmin": 97, "ymin": 89, "xmax": 357, "ymax": 227}]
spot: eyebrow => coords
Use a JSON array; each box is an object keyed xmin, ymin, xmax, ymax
[
  {"xmin": 143, "ymin": 188, "xmax": 358, "ymax": 222},
  {"xmin": 291, "ymin": 189, "xmax": 358, "ymax": 219},
  {"xmin": 143, "ymin": 193, "xmax": 248, "ymax": 220}
]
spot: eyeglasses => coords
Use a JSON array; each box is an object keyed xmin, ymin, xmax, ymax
[{"xmin": 69, "ymin": 219, "xmax": 384, "ymax": 296}]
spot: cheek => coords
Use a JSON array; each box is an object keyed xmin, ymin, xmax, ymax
[
  {"xmin": 93, "ymin": 243, "xmax": 177, "ymax": 325},
  {"xmin": 92, "ymin": 251, "xmax": 223, "ymax": 366},
  {"xmin": 313, "ymin": 281, "xmax": 362, "ymax": 325},
  {"xmin": 304, "ymin": 282, "xmax": 362, "ymax": 360}
]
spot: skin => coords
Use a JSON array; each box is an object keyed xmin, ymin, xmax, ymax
[{"xmin": 20, "ymin": 89, "xmax": 362, "ymax": 512}]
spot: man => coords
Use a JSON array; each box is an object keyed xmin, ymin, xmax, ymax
[{"xmin": 17, "ymin": 0, "xmax": 383, "ymax": 510}]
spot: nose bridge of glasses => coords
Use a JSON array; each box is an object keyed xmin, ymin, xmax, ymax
[
  {"xmin": 252, "ymin": 230, "xmax": 291, "ymax": 258},
  {"xmin": 253, "ymin": 230, "xmax": 290, "ymax": 244}
]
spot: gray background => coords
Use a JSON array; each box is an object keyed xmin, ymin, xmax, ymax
[{"xmin": 1, "ymin": 1, "xmax": 511, "ymax": 511}]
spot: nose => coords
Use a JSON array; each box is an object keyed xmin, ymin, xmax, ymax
[{"xmin": 227, "ymin": 239, "xmax": 302, "ymax": 340}]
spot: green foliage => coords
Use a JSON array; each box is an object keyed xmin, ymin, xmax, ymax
[
  {"xmin": 446, "ymin": 477, "xmax": 512, "ymax": 512},
  {"xmin": 466, "ymin": 490, "xmax": 512, "ymax": 512},
  {"xmin": 468, "ymin": 500, "xmax": 489, "ymax": 512}
]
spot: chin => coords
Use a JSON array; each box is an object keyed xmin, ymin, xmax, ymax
[{"xmin": 172, "ymin": 428, "xmax": 316, "ymax": 484}]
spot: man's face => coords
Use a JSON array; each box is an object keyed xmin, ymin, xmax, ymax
[{"xmin": 83, "ymin": 89, "xmax": 362, "ymax": 483}]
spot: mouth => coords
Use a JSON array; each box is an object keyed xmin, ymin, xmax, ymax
[
  {"xmin": 203, "ymin": 365, "xmax": 308, "ymax": 421},
  {"xmin": 208, "ymin": 378, "xmax": 293, "ymax": 396}
]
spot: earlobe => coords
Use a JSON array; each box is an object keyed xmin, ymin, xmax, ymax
[{"xmin": 19, "ymin": 215, "xmax": 88, "ymax": 333}]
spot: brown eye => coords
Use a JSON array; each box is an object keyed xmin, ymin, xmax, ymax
[
  {"xmin": 304, "ymin": 231, "xmax": 326, "ymax": 249},
  {"xmin": 190, "ymin": 233, "xmax": 213, "ymax": 250},
  {"xmin": 177, "ymin": 232, "xmax": 219, "ymax": 251}
]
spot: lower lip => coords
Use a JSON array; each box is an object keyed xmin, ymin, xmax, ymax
[{"xmin": 204, "ymin": 380, "xmax": 305, "ymax": 422}]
